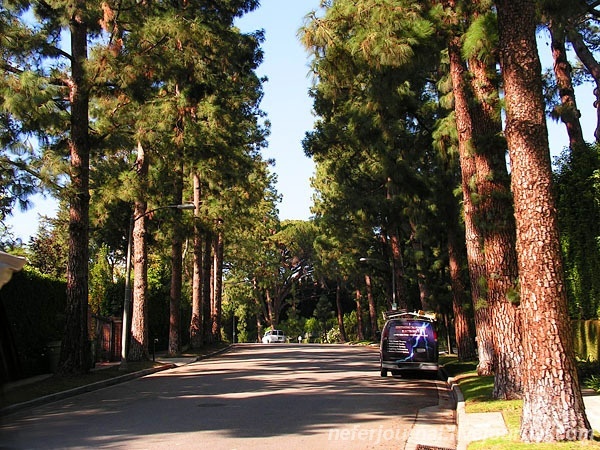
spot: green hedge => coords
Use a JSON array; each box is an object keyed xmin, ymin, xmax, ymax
[
  {"xmin": 573, "ymin": 320, "xmax": 600, "ymax": 362},
  {"xmin": 1, "ymin": 268, "xmax": 66, "ymax": 377}
]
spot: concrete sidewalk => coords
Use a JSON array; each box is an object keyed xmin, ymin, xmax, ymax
[
  {"xmin": 405, "ymin": 378, "xmax": 457, "ymax": 450},
  {"xmin": 406, "ymin": 372, "xmax": 600, "ymax": 450},
  {"xmin": 450, "ymin": 378, "xmax": 600, "ymax": 450}
]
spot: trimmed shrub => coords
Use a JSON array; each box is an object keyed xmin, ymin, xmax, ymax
[{"xmin": 1, "ymin": 268, "xmax": 66, "ymax": 377}]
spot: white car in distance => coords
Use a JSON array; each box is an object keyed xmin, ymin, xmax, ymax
[{"xmin": 262, "ymin": 329, "xmax": 287, "ymax": 343}]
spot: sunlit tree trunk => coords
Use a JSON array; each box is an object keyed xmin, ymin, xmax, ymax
[
  {"xmin": 550, "ymin": 20, "xmax": 585, "ymax": 148},
  {"xmin": 496, "ymin": 0, "xmax": 590, "ymax": 440},
  {"xmin": 469, "ymin": 56, "xmax": 523, "ymax": 400},
  {"xmin": 365, "ymin": 274, "xmax": 378, "ymax": 340},
  {"xmin": 190, "ymin": 172, "xmax": 203, "ymax": 348},
  {"xmin": 129, "ymin": 142, "xmax": 149, "ymax": 361}
]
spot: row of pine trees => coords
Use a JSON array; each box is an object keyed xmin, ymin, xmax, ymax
[
  {"xmin": 3, "ymin": 0, "xmax": 600, "ymax": 444},
  {"xmin": 300, "ymin": 0, "xmax": 600, "ymax": 443}
]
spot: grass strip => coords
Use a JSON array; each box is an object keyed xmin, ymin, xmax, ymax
[{"xmin": 442, "ymin": 356, "xmax": 600, "ymax": 449}]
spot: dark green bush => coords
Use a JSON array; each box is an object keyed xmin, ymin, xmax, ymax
[{"xmin": 1, "ymin": 268, "xmax": 66, "ymax": 377}]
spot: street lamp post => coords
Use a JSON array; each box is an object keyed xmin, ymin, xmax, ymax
[
  {"xmin": 120, "ymin": 203, "xmax": 195, "ymax": 368},
  {"xmin": 359, "ymin": 256, "xmax": 397, "ymax": 310}
]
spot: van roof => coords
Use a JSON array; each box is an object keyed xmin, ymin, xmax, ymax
[{"xmin": 383, "ymin": 310, "xmax": 436, "ymax": 321}]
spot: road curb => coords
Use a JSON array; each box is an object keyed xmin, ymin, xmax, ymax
[
  {"xmin": 404, "ymin": 367, "xmax": 458, "ymax": 450},
  {"xmin": 448, "ymin": 375, "xmax": 466, "ymax": 450},
  {"xmin": 1, "ymin": 363, "xmax": 176, "ymax": 417},
  {"xmin": 1, "ymin": 345, "xmax": 233, "ymax": 417}
]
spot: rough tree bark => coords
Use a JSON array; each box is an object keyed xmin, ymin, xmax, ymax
[
  {"xmin": 448, "ymin": 36, "xmax": 494, "ymax": 375},
  {"xmin": 365, "ymin": 274, "xmax": 378, "ymax": 340},
  {"xmin": 445, "ymin": 186, "xmax": 477, "ymax": 361},
  {"xmin": 550, "ymin": 20, "xmax": 585, "ymax": 148},
  {"xmin": 496, "ymin": 0, "xmax": 591, "ymax": 441},
  {"xmin": 354, "ymin": 288, "xmax": 364, "ymax": 341},
  {"xmin": 190, "ymin": 172, "xmax": 203, "ymax": 348},
  {"xmin": 129, "ymin": 142, "xmax": 149, "ymax": 361},
  {"xmin": 335, "ymin": 282, "xmax": 347, "ymax": 343},
  {"xmin": 60, "ymin": 3, "xmax": 91, "ymax": 375},
  {"xmin": 469, "ymin": 56, "xmax": 523, "ymax": 400}
]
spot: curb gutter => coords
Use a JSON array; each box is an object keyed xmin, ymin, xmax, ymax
[
  {"xmin": 1, "ymin": 345, "xmax": 232, "ymax": 417},
  {"xmin": 1, "ymin": 364, "xmax": 175, "ymax": 417}
]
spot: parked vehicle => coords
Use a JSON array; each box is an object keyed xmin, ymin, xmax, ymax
[
  {"xmin": 379, "ymin": 310, "xmax": 439, "ymax": 376},
  {"xmin": 262, "ymin": 329, "xmax": 287, "ymax": 343}
]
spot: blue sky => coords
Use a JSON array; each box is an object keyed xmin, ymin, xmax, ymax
[
  {"xmin": 235, "ymin": 0, "xmax": 321, "ymax": 221},
  {"xmin": 5, "ymin": 2, "xmax": 598, "ymax": 242}
]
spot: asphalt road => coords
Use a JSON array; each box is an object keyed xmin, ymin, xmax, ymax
[{"xmin": 0, "ymin": 344, "xmax": 446, "ymax": 449}]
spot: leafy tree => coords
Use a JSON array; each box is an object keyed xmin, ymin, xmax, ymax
[
  {"xmin": 89, "ymin": 244, "xmax": 118, "ymax": 316},
  {"xmin": 1, "ymin": 0, "xmax": 107, "ymax": 374},
  {"xmin": 301, "ymin": 0, "xmax": 444, "ymax": 313},
  {"xmin": 27, "ymin": 215, "xmax": 68, "ymax": 280},
  {"xmin": 85, "ymin": 0, "xmax": 266, "ymax": 357},
  {"xmin": 301, "ymin": 0, "xmax": 476, "ymax": 354},
  {"xmin": 554, "ymin": 143, "xmax": 600, "ymax": 319}
]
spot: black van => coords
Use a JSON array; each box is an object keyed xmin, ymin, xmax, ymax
[{"xmin": 379, "ymin": 310, "xmax": 439, "ymax": 376}]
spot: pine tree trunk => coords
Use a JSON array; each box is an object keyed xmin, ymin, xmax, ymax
[
  {"xmin": 212, "ymin": 228, "xmax": 224, "ymax": 342},
  {"xmin": 129, "ymin": 142, "xmax": 149, "ymax": 361},
  {"xmin": 129, "ymin": 203, "xmax": 148, "ymax": 361},
  {"xmin": 336, "ymin": 282, "xmax": 347, "ymax": 343},
  {"xmin": 448, "ymin": 37, "xmax": 494, "ymax": 375},
  {"xmin": 550, "ymin": 21, "xmax": 585, "ymax": 148},
  {"xmin": 469, "ymin": 57, "xmax": 524, "ymax": 400},
  {"xmin": 386, "ymin": 224, "xmax": 408, "ymax": 310},
  {"xmin": 446, "ymin": 197, "xmax": 477, "ymax": 361},
  {"xmin": 410, "ymin": 225, "xmax": 431, "ymax": 311},
  {"xmin": 496, "ymin": 0, "xmax": 591, "ymax": 440},
  {"xmin": 60, "ymin": 4, "xmax": 90, "ymax": 375},
  {"xmin": 365, "ymin": 274, "xmax": 378, "ymax": 340},
  {"xmin": 202, "ymin": 231, "xmax": 212, "ymax": 343},
  {"xmin": 567, "ymin": 28, "xmax": 600, "ymax": 142},
  {"xmin": 354, "ymin": 288, "xmax": 364, "ymax": 341},
  {"xmin": 190, "ymin": 173, "xmax": 203, "ymax": 349}
]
